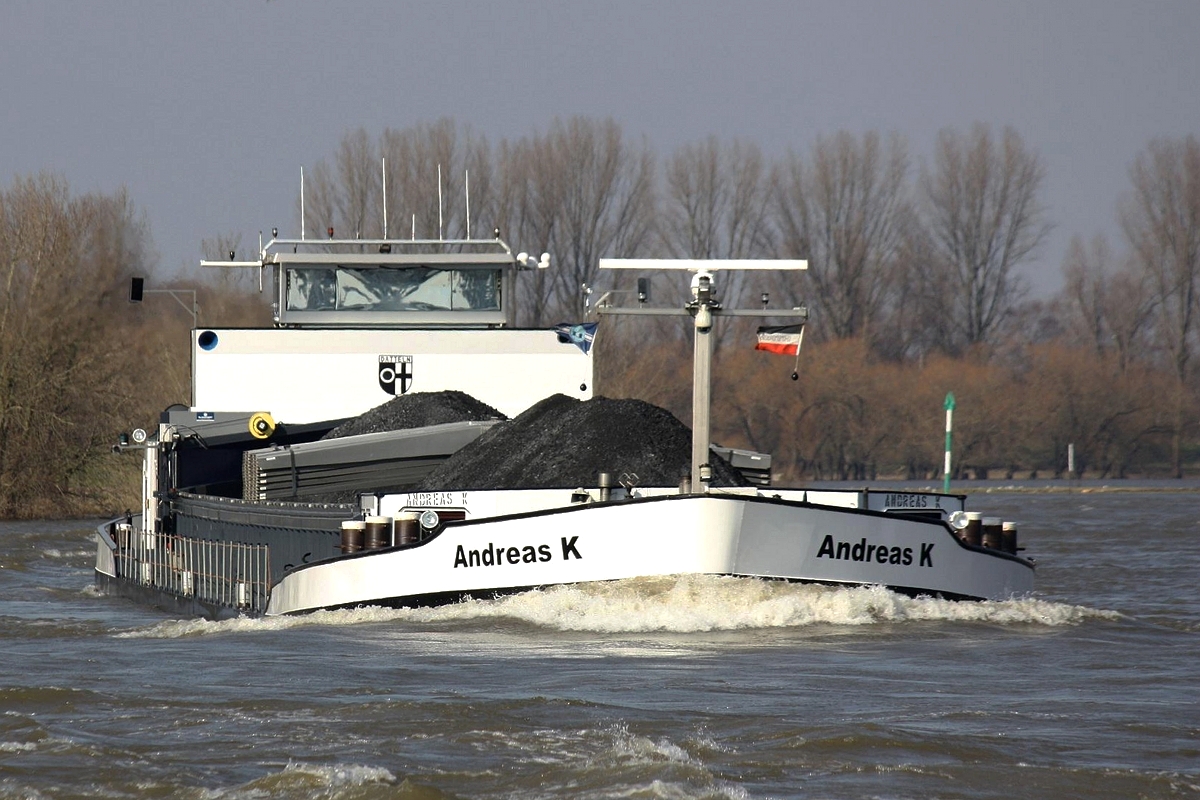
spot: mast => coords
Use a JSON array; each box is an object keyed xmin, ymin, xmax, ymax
[{"xmin": 597, "ymin": 259, "xmax": 807, "ymax": 493}]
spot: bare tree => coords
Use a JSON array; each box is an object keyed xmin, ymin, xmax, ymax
[
  {"xmin": 545, "ymin": 117, "xmax": 655, "ymax": 321},
  {"xmin": 660, "ymin": 136, "xmax": 773, "ymax": 260},
  {"xmin": 920, "ymin": 124, "xmax": 1050, "ymax": 352},
  {"xmin": 493, "ymin": 136, "xmax": 558, "ymax": 325},
  {"xmin": 0, "ymin": 174, "xmax": 153, "ymax": 515},
  {"xmin": 335, "ymin": 127, "xmax": 379, "ymax": 239},
  {"xmin": 499, "ymin": 117, "xmax": 655, "ymax": 326},
  {"xmin": 299, "ymin": 121, "xmax": 495, "ymax": 243},
  {"xmin": 652, "ymin": 137, "xmax": 774, "ymax": 347},
  {"xmin": 299, "ymin": 159, "xmax": 339, "ymax": 240},
  {"xmin": 296, "ymin": 128, "xmax": 379, "ymax": 240},
  {"xmin": 1061, "ymin": 234, "xmax": 1154, "ymax": 372},
  {"xmin": 380, "ymin": 118, "xmax": 495, "ymax": 241},
  {"xmin": 772, "ymin": 131, "xmax": 909, "ymax": 342},
  {"xmin": 868, "ymin": 215, "xmax": 942, "ymax": 361},
  {"xmin": 1121, "ymin": 135, "xmax": 1200, "ymax": 476}
]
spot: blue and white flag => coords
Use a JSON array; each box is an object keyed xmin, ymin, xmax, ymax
[{"xmin": 554, "ymin": 322, "xmax": 598, "ymax": 354}]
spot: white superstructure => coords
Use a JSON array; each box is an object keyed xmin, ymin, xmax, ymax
[{"xmin": 192, "ymin": 327, "xmax": 591, "ymax": 423}]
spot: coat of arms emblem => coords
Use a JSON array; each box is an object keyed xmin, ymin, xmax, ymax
[{"xmin": 378, "ymin": 355, "xmax": 413, "ymax": 395}]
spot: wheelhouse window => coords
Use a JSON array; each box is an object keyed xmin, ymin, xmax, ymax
[{"xmin": 285, "ymin": 266, "xmax": 500, "ymax": 313}]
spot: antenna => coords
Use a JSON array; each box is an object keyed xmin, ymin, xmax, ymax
[
  {"xmin": 465, "ymin": 168, "xmax": 471, "ymax": 240},
  {"xmin": 300, "ymin": 166, "xmax": 306, "ymax": 240},
  {"xmin": 437, "ymin": 163, "xmax": 444, "ymax": 240},
  {"xmin": 382, "ymin": 157, "xmax": 388, "ymax": 239},
  {"xmin": 411, "ymin": 213, "xmax": 416, "ymax": 240}
]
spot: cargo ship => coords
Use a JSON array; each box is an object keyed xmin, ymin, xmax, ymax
[{"xmin": 95, "ymin": 226, "xmax": 1034, "ymax": 618}]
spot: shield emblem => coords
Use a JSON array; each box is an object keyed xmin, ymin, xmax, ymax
[{"xmin": 378, "ymin": 355, "xmax": 413, "ymax": 395}]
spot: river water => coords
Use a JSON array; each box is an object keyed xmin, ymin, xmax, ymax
[{"xmin": 1, "ymin": 492, "xmax": 1197, "ymax": 799}]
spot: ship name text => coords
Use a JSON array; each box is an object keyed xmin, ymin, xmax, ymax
[
  {"xmin": 816, "ymin": 535, "xmax": 934, "ymax": 568},
  {"xmin": 454, "ymin": 536, "xmax": 582, "ymax": 569}
]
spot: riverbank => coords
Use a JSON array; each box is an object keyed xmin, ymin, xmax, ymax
[
  {"xmin": 13, "ymin": 472, "xmax": 1200, "ymax": 523},
  {"xmin": 804, "ymin": 478, "xmax": 1200, "ymax": 494}
]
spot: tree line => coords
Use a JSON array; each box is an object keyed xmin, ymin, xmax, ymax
[
  {"xmin": 301, "ymin": 118, "xmax": 1199, "ymax": 479},
  {"xmin": 0, "ymin": 117, "xmax": 1195, "ymax": 516},
  {"xmin": 0, "ymin": 177, "xmax": 265, "ymax": 516}
]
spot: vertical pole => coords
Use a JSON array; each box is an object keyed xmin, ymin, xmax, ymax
[
  {"xmin": 692, "ymin": 320, "xmax": 712, "ymax": 493},
  {"xmin": 943, "ymin": 392, "xmax": 956, "ymax": 493}
]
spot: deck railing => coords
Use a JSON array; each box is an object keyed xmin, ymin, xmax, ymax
[{"xmin": 114, "ymin": 526, "xmax": 271, "ymax": 614}]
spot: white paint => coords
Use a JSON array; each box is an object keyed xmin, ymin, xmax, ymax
[
  {"xmin": 192, "ymin": 328, "xmax": 592, "ymax": 422},
  {"xmin": 267, "ymin": 494, "xmax": 1035, "ymax": 615}
]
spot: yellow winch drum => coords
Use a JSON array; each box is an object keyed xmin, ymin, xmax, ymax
[{"xmin": 248, "ymin": 412, "xmax": 276, "ymax": 440}]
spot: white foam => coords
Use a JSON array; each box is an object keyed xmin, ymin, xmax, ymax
[
  {"xmin": 615, "ymin": 732, "xmax": 697, "ymax": 766},
  {"xmin": 114, "ymin": 605, "xmax": 415, "ymax": 639},
  {"xmin": 597, "ymin": 724, "xmax": 749, "ymax": 800},
  {"xmin": 385, "ymin": 576, "xmax": 1117, "ymax": 632},
  {"xmin": 40, "ymin": 548, "xmax": 91, "ymax": 560},
  {"xmin": 276, "ymin": 761, "xmax": 395, "ymax": 786},
  {"xmin": 116, "ymin": 576, "xmax": 1116, "ymax": 638},
  {"xmin": 202, "ymin": 761, "xmax": 395, "ymax": 798},
  {"xmin": 0, "ymin": 780, "xmax": 49, "ymax": 800}
]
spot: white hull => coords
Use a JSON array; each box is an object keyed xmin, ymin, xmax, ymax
[{"xmin": 266, "ymin": 495, "xmax": 1034, "ymax": 615}]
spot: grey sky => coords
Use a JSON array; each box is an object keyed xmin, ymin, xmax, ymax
[{"xmin": 3, "ymin": 1, "xmax": 1197, "ymax": 296}]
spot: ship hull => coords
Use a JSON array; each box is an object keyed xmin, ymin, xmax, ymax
[{"xmin": 265, "ymin": 494, "xmax": 1033, "ymax": 615}]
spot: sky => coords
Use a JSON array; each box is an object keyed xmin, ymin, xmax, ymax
[{"xmin": 3, "ymin": 0, "xmax": 1198, "ymax": 296}]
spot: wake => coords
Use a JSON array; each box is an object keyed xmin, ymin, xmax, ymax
[{"xmin": 116, "ymin": 575, "xmax": 1117, "ymax": 638}]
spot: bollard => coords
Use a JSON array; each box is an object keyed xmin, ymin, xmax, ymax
[
  {"xmin": 340, "ymin": 520, "xmax": 365, "ymax": 554},
  {"xmin": 962, "ymin": 512, "xmax": 983, "ymax": 546},
  {"xmin": 396, "ymin": 512, "xmax": 421, "ymax": 545},
  {"xmin": 1001, "ymin": 521, "xmax": 1019, "ymax": 554},
  {"xmin": 364, "ymin": 516, "xmax": 392, "ymax": 550},
  {"xmin": 981, "ymin": 517, "xmax": 1003, "ymax": 549}
]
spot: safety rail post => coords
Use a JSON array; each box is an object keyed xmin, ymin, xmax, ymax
[{"xmin": 114, "ymin": 529, "xmax": 271, "ymax": 614}]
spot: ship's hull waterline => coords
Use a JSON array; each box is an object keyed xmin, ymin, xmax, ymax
[{"xmin": 96, "ymin": 493, "xmax": 1034, "ymax": 618}]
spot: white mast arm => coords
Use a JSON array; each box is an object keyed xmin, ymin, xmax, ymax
[
  {"xmin": 200, "ymin": 260, "xmax": 263, "ymax": 268},
  {"xmin": 600, "ymin": 258, "xmax": 807, "ymax": 271}
]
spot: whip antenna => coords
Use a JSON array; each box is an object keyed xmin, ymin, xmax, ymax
[{"xmin": 382, "ymin": 157, "xmax": 388, "ymax": 239}]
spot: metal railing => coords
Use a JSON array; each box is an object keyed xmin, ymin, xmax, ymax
[{"xmin": 114, "ymin": 525, "xmax": 271, "ymax": 614}]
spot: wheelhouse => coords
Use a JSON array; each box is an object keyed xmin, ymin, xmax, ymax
[{"xmin": 259, "ymin": 238, "xmax": 521, "ymax": 329}]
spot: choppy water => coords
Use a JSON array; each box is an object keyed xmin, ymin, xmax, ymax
[{"xmin": 1, "ymin": 492, "xmax": 1197, "ymax": 799}]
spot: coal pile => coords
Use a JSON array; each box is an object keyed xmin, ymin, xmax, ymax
[
  {"xmin": 322, "ymin": 391, "xmax": 506, "ymax": 440},
  {"xmin": 415, "ymin": 394, "xmax": 748, "ymax": 491}
]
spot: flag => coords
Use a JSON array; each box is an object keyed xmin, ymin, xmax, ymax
[
  {"xmin": 755, "ymin": 324, "xmax": 804, "ymax": 356},
  {"xmin": 555, "ymin": 322, "xmax": 598, "ymax": 354}
]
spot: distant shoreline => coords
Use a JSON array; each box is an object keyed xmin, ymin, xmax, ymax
[{"xmin": 799, "ymin": 479, "xmax": 1200, "ymax": 494}]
